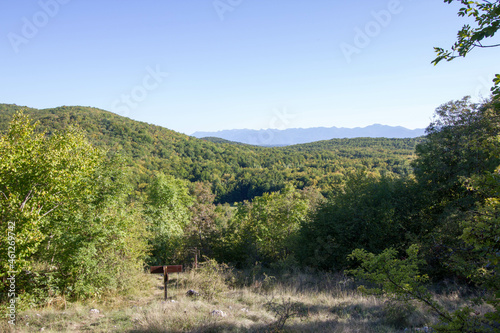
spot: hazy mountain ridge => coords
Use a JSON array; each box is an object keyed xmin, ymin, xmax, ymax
[{"xmin": 192, "ymin": 124, "xmax": 425, "ymax": 146}]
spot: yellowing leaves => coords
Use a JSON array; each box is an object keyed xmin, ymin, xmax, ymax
[{"xmin": 0, "ymin": 111, "xmax": 103, "ymax": 277}]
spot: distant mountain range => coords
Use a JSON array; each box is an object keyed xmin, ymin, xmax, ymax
[{"xmin": 192, "ymin": 124, "xmax": 426, "ymax": 146}]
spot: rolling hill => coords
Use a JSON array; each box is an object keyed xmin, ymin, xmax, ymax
[{"xmin": 0, "ymin": 104, "xmax": 423, "ymax": 203}]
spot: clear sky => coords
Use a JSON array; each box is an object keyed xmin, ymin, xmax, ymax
[{"xmin": 1, "ymin": 0, "xmax": 498, "ymax": 135}]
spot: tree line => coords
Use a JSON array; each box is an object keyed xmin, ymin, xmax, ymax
[
  {"xmin": 1, "ymin": 97, "xmax": 498, "ymax": 307},
  {"xmin": 0, "ymin": 103, "xmax": 419, "ymax": 206},
  {"xmin": 2, "ymin": 2, "xmax": 499, "ymax": 329}
]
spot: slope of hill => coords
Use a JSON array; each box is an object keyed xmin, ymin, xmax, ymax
[
  {"xmin": 192, "ymin": 124, "xmax": 425, "ymax": 146},
  {"xmin": 0, "ymin": 104, "xmax": 422, "ymax": 203},
  {"xmin": 200, "ymin": 136, "xmax": 252, "ymax": 146}
]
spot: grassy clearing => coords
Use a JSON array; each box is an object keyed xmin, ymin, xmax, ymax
[{"xmin": 1, "ymin": 267, "xmax": 486, "ymax": 333}]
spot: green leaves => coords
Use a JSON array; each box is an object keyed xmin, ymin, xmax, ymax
[
  {"xmin": 1, "ymin": 111, "xmax": 149, "ymax": 302},
  {"xmin": 413, "ymin": 97, "xmax": 500, "ymax": 210},
  {"xmin": 0, "ymin": 104, "xmax": 419, "ymax": 206},
  {"xmin": 434, "ymin": 0, "xmax": 500, "ymax": 96},
  {"xmin": 221, "ymin": 185, "xmax": 320, "ymax": 266},
  {"xmin": 45, "ymin": 156, "xmax": 149, "ymax": 299},
  {"xmin": 434, "ymin": 0, "xmax": 500, "ymax": 63},
  {"xmin": 144, "ymin": 173, "xmax": 193, "ymax": 265},
  {"xmin": 349, "ymin": 245, "xmax": 428, "ymax": 294},
  {"xmin": 349, "ymin": 245, "xmax": 452, "ymax": 322},
  {"xmin": 0, "ymin": 111, "xmax": 101, "ymax": 277},
  {"xmin": 241, "ymin": 184, "xmax": 310, "ymax": 262},
  {"xmin": 493, "ymin": 74, "xmax": 500, "ymax": 96},
  {"xmin": 459, "ymin": 167, "xmax": 500, "ymax": 291},
  {"xmin": 348, "ymin": 98, "xmax": 500, "ymax": 331},
  {"xmin": 298, "ymin": 171, "xmax": 418, "ymax": 271}
]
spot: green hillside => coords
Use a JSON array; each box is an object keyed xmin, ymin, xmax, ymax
[
  {"xmin": 0, "ymin": 104, "xmax": 421, "ymax": 202},
  {"xmin": 200, "ymin": 136, "xmax": 252, "ymax": 145}
]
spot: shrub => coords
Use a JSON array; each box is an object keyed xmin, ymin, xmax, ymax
[{"xmin": 182, "ymin": 258, "xmax": 234, "ymax": 301}]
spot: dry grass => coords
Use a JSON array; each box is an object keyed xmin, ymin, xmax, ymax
[{"xmin": 0, "ymin": 268, "xmax": 485, "ymax": 333}]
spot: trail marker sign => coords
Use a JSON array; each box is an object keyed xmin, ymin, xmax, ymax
[{"xmin": 150, "ymin": 265, "xmax": 183, "ymax": 300}]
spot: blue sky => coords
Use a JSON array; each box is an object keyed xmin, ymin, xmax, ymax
[{"xmin": 1, "ymin": 0, "xmax": 499, "ymax": 135}]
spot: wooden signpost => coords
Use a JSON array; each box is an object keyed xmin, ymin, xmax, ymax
[{"xmin": 150, "ymin": 265, "xmax": 183, "ymax": 300}]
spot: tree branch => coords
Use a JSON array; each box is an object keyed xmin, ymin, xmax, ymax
[
  {"xmin": 20, "ymin": 189, "xmax": 35, "ymax": 212},
  {"xmin": 473, "ymin": 42, "xmax": 500, "ymax": 48},
  {"xmin": 384, "ymin": 268, "xmax": 453, "ymax": 322},
  {"xmin": 39, "ymin": 203, "xmax": 61, "ymax": 220}
]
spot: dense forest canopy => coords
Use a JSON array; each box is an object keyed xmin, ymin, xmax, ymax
[
  {"xmin": 0, "ymin": 103, "xmax": 420, "ymax": 203},
  {"xmin": 1, "ymin": 97, "xmax": 499, "ymax": 330},
  {"xmin": 0, "ymin": 104, "xmax": 421, "ymax": 305}
]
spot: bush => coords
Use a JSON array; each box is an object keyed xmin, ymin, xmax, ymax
[{"xmin": 182, "ymin": 258, "xmax": 234, "ymax": 301}]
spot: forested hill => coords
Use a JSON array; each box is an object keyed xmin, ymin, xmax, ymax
[
  {"xmin": 200, "ymin": 137, "xmax": 254, "ymax": 145},
  {"xmin": 0, "ymin": 104, "xmax": 422, "ymax": 203}
]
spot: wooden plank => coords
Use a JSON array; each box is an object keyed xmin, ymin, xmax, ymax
[
  {"xmin": 166, "ymin": 265, "xmax": 183, "ymax": 273},
  {"xmin": 150, "ymin": 265, "xmax": 182, "ymax": 274},
  {"xmin": 150, "ymin": 266, "xmax": 164, "ymax": 274}
]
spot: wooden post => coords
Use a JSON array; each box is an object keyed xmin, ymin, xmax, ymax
[
  {"xmin": 194, "ymin": 247, "xmax": 198, "ymax": 269},
  {"xmin": 163, "ymin": 266, "xmax": 168, "ymax": 300}
]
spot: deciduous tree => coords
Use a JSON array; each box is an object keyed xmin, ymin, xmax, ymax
[
  {"xmin": 144, "ymin": 173, "xmax": 192, "ymax": 265},
  {"xmin": 433, "ymin": 0, "xmax": 500, "ymax": 95},
  {"xmin": 0, "ymin": 111, "xmax": 100, "ymax": 277}
]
